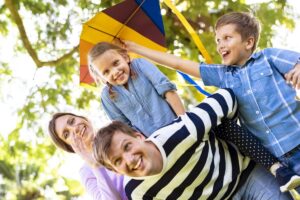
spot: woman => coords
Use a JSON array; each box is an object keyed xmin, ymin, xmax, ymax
[{"xmin": 48, "ymin": 112, "xmax": 127, "ymax": 200}]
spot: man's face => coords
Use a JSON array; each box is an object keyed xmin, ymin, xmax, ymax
[
  {"xmin": 215, "ymin": 24, "xmax": 254, "ymax": 66},
  {"xmin": 107, "ymin": 131, "xmax": 163, "ymax": 177}
]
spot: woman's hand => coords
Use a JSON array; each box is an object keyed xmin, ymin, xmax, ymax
[{"xmin": 71, "ymin": 134, "xmax": 99, "ymax": 168}]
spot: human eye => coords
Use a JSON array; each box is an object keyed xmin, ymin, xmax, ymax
[
  {"xmin": 113, "ymin": 60, "xmax": 120, "ymax": 66},
  {"xmin": 124, "ymin": 143, "xmax": 131, "ymax": 151},
  {"xmin": 114, "ymin": 158, "xmax": 121, "ymax": 166},
  {"xmin": 63, "ymin": 131, "xmax": 69, "ymax": 140},
  {"xmin": 102, "ymin": 70, "xmax": 109, "ymax": 76},
  {"xmin": 68, "ymin": 117, "xmax": 75, "ymax": 125}
]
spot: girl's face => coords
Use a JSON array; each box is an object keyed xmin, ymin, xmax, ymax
[
  {"xmin": 93, "ymin": 49, "xmax": 130, "ymax": 86},
  {"xmin": 55, "ymin": 115, "xmax": 94, "ymax": 152}
]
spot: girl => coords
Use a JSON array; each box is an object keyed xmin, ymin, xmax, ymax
[{"xmin": 88, "ymin": 42, "xmax": 185, "ymax": 136}]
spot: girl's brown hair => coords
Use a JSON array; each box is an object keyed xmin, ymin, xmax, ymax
[
  {"xmin": 48, "ymin": 112, "xmax": 88, "ymax": 153},
  {"xmin": 88, "ymin": 42, "xmax": 136, "ymax": 99}
]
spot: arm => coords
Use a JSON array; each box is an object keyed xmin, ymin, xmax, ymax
[
  {"xmin": 79, "ymin": 165, "xmax": 125, "ymax": 200},
  {"xmin": 185, "ymin": 88, "xmax": 238, "ymax": 139},
  {"xmin": 124, "ymin": 40, "xmax": 201, "ymax": 78},
  {"xmin": 165, "ymin": 90, "xmax": 185, "ymax": 116},
  {"xmin": 265, "ymin": 48, "xmax": 300, "ymax": 89}
]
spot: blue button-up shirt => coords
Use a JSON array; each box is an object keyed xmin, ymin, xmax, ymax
[
  {"xmin": 101, "ymin": 58, "xmax": 177, "ymax": 137},
  {"xmin": 200, "ymin": 48, "xmax": 300, "ymax": 157}
]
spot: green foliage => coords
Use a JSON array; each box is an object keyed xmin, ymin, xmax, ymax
[{"xmin": 0, "ymin": 0, "xmax": 298, "ymax": 199}]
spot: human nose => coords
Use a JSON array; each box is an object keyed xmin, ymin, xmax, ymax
[
  {"xmin": 68, "ymin": 124, "xmax": 80, "ymax": 136},
  {"xmin": 124, "ymin": 153, "xmax": 134, "ymax": 167},
  {"xmin": 217, "ymin": 40, "xmax": 224, "ymax": 50}
]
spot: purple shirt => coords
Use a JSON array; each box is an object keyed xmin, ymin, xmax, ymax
[{"xmin": 79, "ymin": 163, "xmax": 127, "ymax": 200}]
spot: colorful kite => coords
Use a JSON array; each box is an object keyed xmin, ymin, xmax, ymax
[
  {"xmin": 80, "ymin": 0, "xmax": 166, "ymax": 86},
  {"xmin": 80, "ymin": 0, "xmax": 213, "ymax": 96}
]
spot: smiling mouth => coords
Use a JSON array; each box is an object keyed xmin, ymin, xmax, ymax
[
  {"xmin": 221, "ymin": 51, "xmax": 229, "ymax": 58},
  {"xmin": 115, "ymin": 71, "xmax": 125, "ymax": 82},
  {"xmin": 132, "ymin": 156, "xmax": 142, "ymax": 170}
]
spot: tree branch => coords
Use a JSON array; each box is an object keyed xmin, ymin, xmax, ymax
[{"xmin": 4, "ymin": 0, "xmax": 78, "ymax": 68}]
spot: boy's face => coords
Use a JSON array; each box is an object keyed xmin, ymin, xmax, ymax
[
  {"xmin": 215, "ymin": 24, "xmax": 254, "ymax": 66},
  {"xmin": 106, "ymin": 131, "xmax": 163, "ymax": 177}
]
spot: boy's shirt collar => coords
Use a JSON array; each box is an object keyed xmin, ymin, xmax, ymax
[{"xmin": 225, "ymin": 51, "xmax": 261, "ymax": 72}]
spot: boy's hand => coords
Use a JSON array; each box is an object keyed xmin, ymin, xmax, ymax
[{"xmin": 285, "ymin": 63, "xmax": 300, "ymax": 89}]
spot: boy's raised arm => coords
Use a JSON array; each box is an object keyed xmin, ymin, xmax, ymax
[{"xmin": 123, "ymin": 40, "xmax": 201, "ymax": 78}]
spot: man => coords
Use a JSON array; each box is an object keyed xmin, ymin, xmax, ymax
[{"xmin": 93, "ymin": 89, "xmax": 291, "ymax": 200}]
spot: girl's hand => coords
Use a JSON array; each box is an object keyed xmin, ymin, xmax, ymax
[
  {"xmin": 71, "ymin": 134, "xmax": 99, "ymax": 168},
  {"xmin": 112, "ymin": 38, "xmax": 138, "ymax": 52},
  {"xmin": 285, "ymin": 63, "xmax": 300, "ymax": 89}
]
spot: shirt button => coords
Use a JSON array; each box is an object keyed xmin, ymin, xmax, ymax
[
  {"xmin": 256, "ymin": 111, "xmax": 259, "ymax": 114},
  {"xmin": 260, "ymin": 72, "xmax": 264, "ymax": 75},
  {"xmin": 266, "ymin": 130, "xmax": 270, "ymax": 134},
  {"xmin": 247, "ymin": 90, "xmax": 251, "ymax": 94}
]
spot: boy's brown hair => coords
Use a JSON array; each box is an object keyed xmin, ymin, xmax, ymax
[
  {"xmin": 92, "ymin": 120, "xmax": 137, "ymax": 170},
  {"xmin": 215, "ymin": 12, "xmax": 261, "ymax": 52}
]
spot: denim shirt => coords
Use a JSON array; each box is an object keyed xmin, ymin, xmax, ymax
[
  {"xmin": 101, "ymin": 58, "xmax": 176, "ymax": 137},
  {"xmin": 200, "ymin": 48, "xmax": 300, "ymax": 157}
]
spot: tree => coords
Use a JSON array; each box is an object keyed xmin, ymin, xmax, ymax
[{"xmin": 0, "ymin": 0, "xmax": 298, "ymax": 199}]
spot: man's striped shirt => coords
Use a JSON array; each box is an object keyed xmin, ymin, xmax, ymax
[{"xmin": 124, "ymin": 89, "xmax": 252, "ymax": 200}]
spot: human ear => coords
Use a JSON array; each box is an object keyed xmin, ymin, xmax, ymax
[
  {"xmin": 134, "ymin": 132, "xmax": 146, "ymax": 140},
  {"xmin": 245, "ymin": 36, "xmax": 255, "ymax": 50}
]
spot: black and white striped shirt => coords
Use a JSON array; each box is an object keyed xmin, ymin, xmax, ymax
[{"xmin": 125, "ymin": 89, "xmax": 252, "ymax": 200}]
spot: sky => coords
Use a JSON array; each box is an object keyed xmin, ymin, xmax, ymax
[{"xmin": 0, "ymin": 0, "xmax": 299, "ymax": 198}]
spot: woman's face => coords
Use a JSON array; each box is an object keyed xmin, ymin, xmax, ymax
[{"xmin": 55, "ymin": 115, "xmax": 94, "ymax": 152}]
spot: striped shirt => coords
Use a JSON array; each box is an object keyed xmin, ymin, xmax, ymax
[
  {"xmin": 200, "ymin": 48, "xmax": 300, "ymax": 157},
  {"xmin": 124, "ymin": 89, "xmax": 252, "ymax": 200}
]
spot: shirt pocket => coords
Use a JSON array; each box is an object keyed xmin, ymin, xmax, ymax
[
  {"xmin": 251, "ymin": 66, "xmax": 273, "ymax": 81},
  {"xmin": 250, "ymin": 66, "xmax": 275, "ymax": 98}
]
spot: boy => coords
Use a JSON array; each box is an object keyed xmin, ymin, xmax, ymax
[
  {"xmin": 93, "ymin": 89, "xmax": 291, "ymax": 200},
  {"xmin": 120, "ymin": 12, "xmax": 300, "ymax": 192}
]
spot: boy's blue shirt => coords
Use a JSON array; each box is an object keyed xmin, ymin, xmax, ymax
[
  {"xmin": 101, "ymin": 58, "xmax": 177, "ymax": 137},
  {"xmin": 200, "ymin": 48, "xmax": 300, "ymax": 157}
]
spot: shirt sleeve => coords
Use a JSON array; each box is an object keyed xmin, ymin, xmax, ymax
[
  {"xmin": 265, "ymin": 48, "xmax": 300, "ymax": 74},
  {"xmin": 132, "ymin": 58, "xmax": 176, "ymax": 97},
  {"xmin": 200, "ymin": 63, "xmax": 227, "ymax": 87},
  {"xmin": 184, "ymin": 88, "xmax": 238, "ymax": 140},
  {"xmin": 79, "ymin": 164, "xmax": 127, "ymax": 200},
  {"xmin": 101, "ymin": 89, "xmax": 132, "ymax": 126}
]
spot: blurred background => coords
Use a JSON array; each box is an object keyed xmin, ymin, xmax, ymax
[{"xmin": 0, "ymin": 0, "xmax": 299, "ymax": 199}]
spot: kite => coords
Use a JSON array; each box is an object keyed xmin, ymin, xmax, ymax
[{"xmin": 80, "ymin": 0, "xmax": 166, "ymax": 86}]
